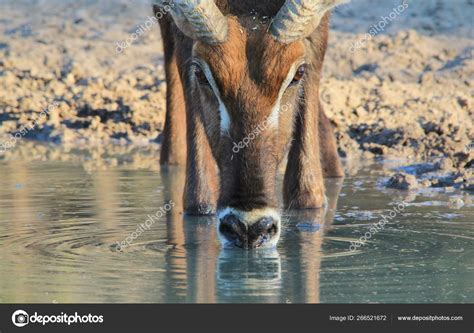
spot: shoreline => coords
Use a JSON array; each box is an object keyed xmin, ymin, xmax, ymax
[{"xmin": 0, "ymin": 0, "xmax": 472, "ymax": 190}]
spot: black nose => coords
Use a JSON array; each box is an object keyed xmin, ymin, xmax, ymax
[{"xmin": 219, "ymin": 215, "xmax": 278, "ymax": 249}]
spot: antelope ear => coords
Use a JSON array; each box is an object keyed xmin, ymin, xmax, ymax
[{"xmin": 270, "ymin": 0, "xmax": 350, "ymax": 44}]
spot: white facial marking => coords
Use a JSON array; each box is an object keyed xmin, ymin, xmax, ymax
[
  {"xmin": 219, "ymin": 102, "xmax": 230, "ymax": 132},
  {"xmin": 192, "ymin": 60, "xmax": 231, "ymax": 134},
  {"xmin": 267, "ymin": 60, "xmax": 305, "ymax": 128}
]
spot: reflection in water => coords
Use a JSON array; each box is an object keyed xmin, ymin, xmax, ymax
[
  {"xmin": 0, "ymin": 152, "xmax": 473, "ymax": 303},
  {"xmin": 158, "ymin": 167, "xmax": 342, "ymax": 303},
  {"xmin": 217, "ymin": 249, "xmax": 281, "ymax": 303}
]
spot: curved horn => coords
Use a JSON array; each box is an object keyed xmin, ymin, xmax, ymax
[
  {"xmin": 154, "ymin": 0, "xmax": 228, "ymax": 44},
  {"xmin": 270, "ymin": 0, "xmax": 349, "ymax": 44}
]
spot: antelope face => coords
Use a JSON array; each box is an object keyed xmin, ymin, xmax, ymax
[
  {"xmin": 164, "ymin": 0, "xmax": 348, "ymax": 249},
  {"xmin": 192, "ymin": 18, "xmax": 306, "ymax": 249}
]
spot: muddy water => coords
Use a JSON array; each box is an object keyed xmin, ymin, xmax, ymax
[{"xmin": 0, "ymin": 147, "xmax": 473, "ymax": 303}]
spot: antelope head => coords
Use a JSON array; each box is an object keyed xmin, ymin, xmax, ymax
[{"xmin": 162, "ymin": 0, "xmax": 348, "ymax": 248}]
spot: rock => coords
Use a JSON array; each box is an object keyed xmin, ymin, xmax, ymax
[
  {"xmin": 386, "ymin": 173, "xmax": 419, "ymax": 190},
  {"xmin": 449, "ymin": 198, "xmax": 464, "ymax": 210}
]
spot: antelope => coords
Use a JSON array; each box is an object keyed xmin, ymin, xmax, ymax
[{"xmin": 154, "ymin": 0, "xmax": 346, "ymax": 249}]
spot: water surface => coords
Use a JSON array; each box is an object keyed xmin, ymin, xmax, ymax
[{"xmin": 0, "ymin": 145, "xmax": 472, "ymax": 303}]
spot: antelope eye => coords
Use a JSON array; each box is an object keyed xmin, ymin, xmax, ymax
[
  {"xmin": 193, "ymin": 64, "xmax": 210, "ymax": 86},
  {"xmin": 290, "ymin": 64, "xmax": 306, "ymax": 86}
]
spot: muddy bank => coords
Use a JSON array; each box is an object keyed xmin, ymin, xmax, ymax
[{"xmin": 0, "ymin": 0, "xmax": 472, "ymax": 190}]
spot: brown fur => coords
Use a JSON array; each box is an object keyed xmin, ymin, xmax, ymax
[
  {"xmin": 158, "ymin": 16, "xmax": 187, "ymax": 165},
  {"xmin": 194, "ymin": 17, "xmax": 306, "ymax": 211},
  {"xmin": 155, "ymin": 1, "xmax": 343, "ymax": 215}
]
